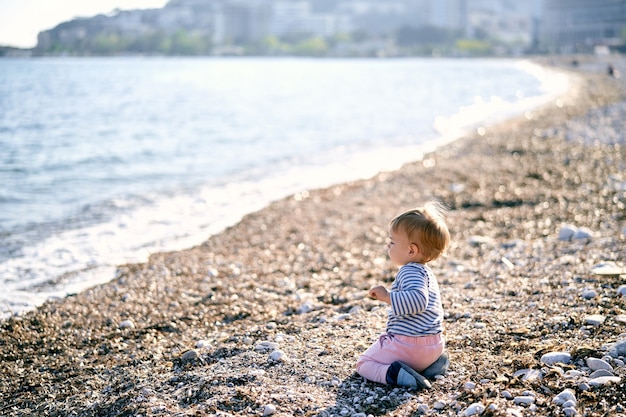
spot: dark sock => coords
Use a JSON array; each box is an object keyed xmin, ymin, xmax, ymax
[{"xmin": 386, "ymin": 361, "xmax": 402, "ymax": 384}]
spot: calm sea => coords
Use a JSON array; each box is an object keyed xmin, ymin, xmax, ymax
[{"xmin": 0, "ymin": 57, "xmax": 569, "ymax": 317}]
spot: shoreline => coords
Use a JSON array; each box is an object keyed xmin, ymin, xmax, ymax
[
  {"xmin": 1, "ymin": 57, "xmax": 625, "ymax": 416},
  {"xmin": 0, "ymin": 57, "xmax": 568, "ymax": 320}
]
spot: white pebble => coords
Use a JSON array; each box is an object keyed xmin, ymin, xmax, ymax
[
  {"xmin": 586, "ymin": 357, "xmax": 613, "ymax": 371},
  {"xmin": 589, "ymin": 376, "xmax": 621, "ymax": 386},
  {"xmin": 584, "ymin": 315, "xmax": 605, "ymax": 326},
  {"xmin": 464, "ymin": 402, "xmax": 485, "ymax": 416},
  {"xmin": 263, "ymin": 404, "xmax": 276, "ymax": 416},
  {"xmin": 297, "ymin": 302, "xmax": 313, "ymax": 314},
  {"xmin": 609, "ymin": 339, "xmax": 626, "ymax": 357},
  {"xmin": 269, "ymin": 350, "xmax": 286, "ymax": 362},
  {"xmin": 514, "ymin": 368, "xmax": 542, "ymax": 382},
  {"xmin": 433, "ymin": 400, "xmax": 446, "ymax": 410},
  {"xmin": 417, "ymin": 404, "xmax": 429, "ymax": 413},
  {"xmin": 501, "ymin": 390, "xmax": 513, "ymax": 400},
  {"xmin": 553, "ymin": 389, "xmax": 576, "ymax": 406},
  {"xmin": 617, "ymin": 286, "xmax": 626, "ymax": 297},
  {"xmin": 558, "ymin": 225, "xmax": 577, "ymax": 241},
  {"xmin": 573, "ymin": 227, "xmax": 593, "ymax": 240},
  {"xmin": 266, "ymin": 322, "xmax": 277, "ymax": 330},
  {"xmin": 564, "ymin": 370, "xmax": 584, "ymax": 379},
  {"xmin": 195, "ymin": 340, "xmax": 212, "ymax": 349},
  {"xmin": 591, "ymin": 262, "xmax": 624, "ymax": 276},
  {"xmin": 514, "ymin": 396, "xmax": 535, "ymax": 406},
  {"xmin": 119, "ymin": 319, "xmax": 135, "ymax": 329},
  {"xmin": 541, "ymin": 351, "xmax": 571, "ymax": 365},
  {"xmin": 563, "ymin": 406, "xmax": 578, "ymax": 417},
  {"xmin": 464, "ymin": 381, "xmax": 477, "ymax": 390},
  {"xmin": 255, "ymin": 341, "xmax": 279, "ymax": 351}
]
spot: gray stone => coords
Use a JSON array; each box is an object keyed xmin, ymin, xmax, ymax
[
  {"xmin": 589, "ymin": 376, "xmax": 621, "ymax": 386},
  {"xmin": 586, "ymin": 357, "xmax": 613, "ymax": 371},
  {"xmin": 558, "ymin": 225, "xmax": 577, "ymax": 241},
  {"xmin": 584, "ymin": 315, "xmax": 605, "ymax": 326},
  {"xmin": 514, "ymin": 396, "xmax": 535, "ymax": 406},
  {"xmin": 541, "ymin": 351, "xmax": 572, "ymax": 365},
  {"xmin": 589, "ymin": 369, "xmax": 614, "ymax": 378},
  {"xmin": 464, "ymin": 402, "xmax": 485, "ymax": 416},
  {"xmin": 553, "ymin": 389, "xmax": 576, "ymax": 406}
]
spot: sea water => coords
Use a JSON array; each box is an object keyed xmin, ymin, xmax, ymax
[{"xmin": 0, "ymin": 57, "xmax": 570, "ymax": 317}]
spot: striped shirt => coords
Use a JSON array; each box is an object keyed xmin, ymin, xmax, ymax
[{"xmin": 387, "ymin": 262, "xmax": 444, "ymax": 336}]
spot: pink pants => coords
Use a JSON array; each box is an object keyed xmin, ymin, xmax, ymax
[{"xmin": 356, "ymin": 333, "xmax": 444, "ymax": 384}]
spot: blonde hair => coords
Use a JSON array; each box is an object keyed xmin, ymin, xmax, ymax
[{"xmin": 390, "ymin": 201, "xmax": 450, "ymax": 262}]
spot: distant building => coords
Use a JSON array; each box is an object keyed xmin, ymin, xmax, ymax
[
  {"xmin": 430, "ymin": 0, "xmax": 467, "ymax": 31},
  {"xmin": 542, "ymin": 0, "xmax": 626, "ymax": 53}
]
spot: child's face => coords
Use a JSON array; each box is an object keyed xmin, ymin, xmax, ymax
[{"xmin": 387, "ymin": 227, "xmax": 417, "ymax": 266}]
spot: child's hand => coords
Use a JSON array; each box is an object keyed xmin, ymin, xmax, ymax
[{"xmin": 368, "ymin": 285, "xmax": 390, "ymax": 304}]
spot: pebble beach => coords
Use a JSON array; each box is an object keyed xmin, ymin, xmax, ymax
[{"xmin": 1, "ymin": 56, "xmax": 626, "ymax": 417}]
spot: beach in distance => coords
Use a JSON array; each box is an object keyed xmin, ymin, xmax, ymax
[{"xmin": 1, "ymin": 55, "xmax": 626, "ymax": 416}]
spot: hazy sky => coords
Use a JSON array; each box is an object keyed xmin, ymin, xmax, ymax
[{"xmin": 0, "ymin": 0, "xmax": 168, "ymax": 48}]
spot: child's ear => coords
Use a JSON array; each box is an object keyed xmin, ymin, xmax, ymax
[{"xmin": 409, "ymin": 243, "xmax": 419, "ymax": 257}]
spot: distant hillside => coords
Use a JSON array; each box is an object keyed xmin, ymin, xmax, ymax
[
  {"xmin": 31, "ymin": 0, "xmax": 536, "ymax": 57},
  {"xmin": 0, "ymin": 46, "xmax": 32, "ymax": 57}
]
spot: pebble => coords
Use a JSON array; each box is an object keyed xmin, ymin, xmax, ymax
[
  {"xmin": 584, "ymin": 314, "xmax": 605, "ymax": 326},
  {"xmin": 563, "ymin": 407, "xmax": 578, "ymax": 417},
  {"xmin": 586, "ymin": 357, "xmax": 613, "ymax": 371},
  {"xmin": 468, "ymin": 235, "xmax": 495, "ymax": 247},
  {"xmin": 501, "ymin": 390, "xmax": 513, "ymax": 400},
  {"xmin": 297, "ymin": 302, "xmax": 313, "ymax": 314},
  {"xmin": 463, "ymin": 402, "xmax": 485, "ymax": 416},
  {"xmin": 558, "ymin": 225, "xmax": 577, "ymax": 241},
  {"xmin": 553, "ymin": 389, "xmax": 576, "ymax": 406},
  {"xmin": 514, "ymin": 396, "xmax": 535, "ymax": 406},
  {"xmin": 589, "ymin": 369, "xmax": 614, "ymax": 378},
  {"xmin": 263, "ymin": 404, "xmax": 276, "ymax": 416},
  {"xmin": 581, "ymin": 289, "xmax": 597, "ymax": 299},
  {"xmin": 255, "ymin": 341, "xmax": 279, "ymax": 351},
  {"xmin": 607, "ymin": 339, "xmax": 626, "ymax": 357},
  {"xmin": 195, "ymin": 340, "xmax": 212, "ymax": 349},
  {"xmin": 433, "ymin": 400, "xmax": 446, "ymax": 410},
  {"xmin": 564, "ymin": 369, "xmax": 584, "ymax": 379},
  {"xmin": 513, "ymin": 369, "xmax": 542, "ymax": 382},
  {"xmin": 119, "ymin": 319, "xmax": 135, "ymax": 329},
  {"xmin": 589, "ymin": 376, "xmax": 621, "ymax": 386},
  {"xmin": 269, "ymin": 350, "xmax": 286, "ymax": 362},
  {"xmin": 591, "ymin": 262, "xmax": 625, "ymax": 276},
  {"xmin": 540, "ymin": 351, "xmax": 571, "ymax": 365},
  {"xmin": 464, "ymin": 381, "xmax": 477, "ymax": 390},
  {"xmin": 181, "ymin": 350, "xmax": 198, "ymax": 363},
  {"xmin": 573, "ymin": 227, "xmax": 593, "ymax": 240},
  {"xmin": 618, "ymin": 286, "xmax": 626, "ymax": 297}
]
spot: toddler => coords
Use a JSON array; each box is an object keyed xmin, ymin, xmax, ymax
[{"xmin": 356, "ymin": 202, "xmax": 450, "ymax": 389}]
